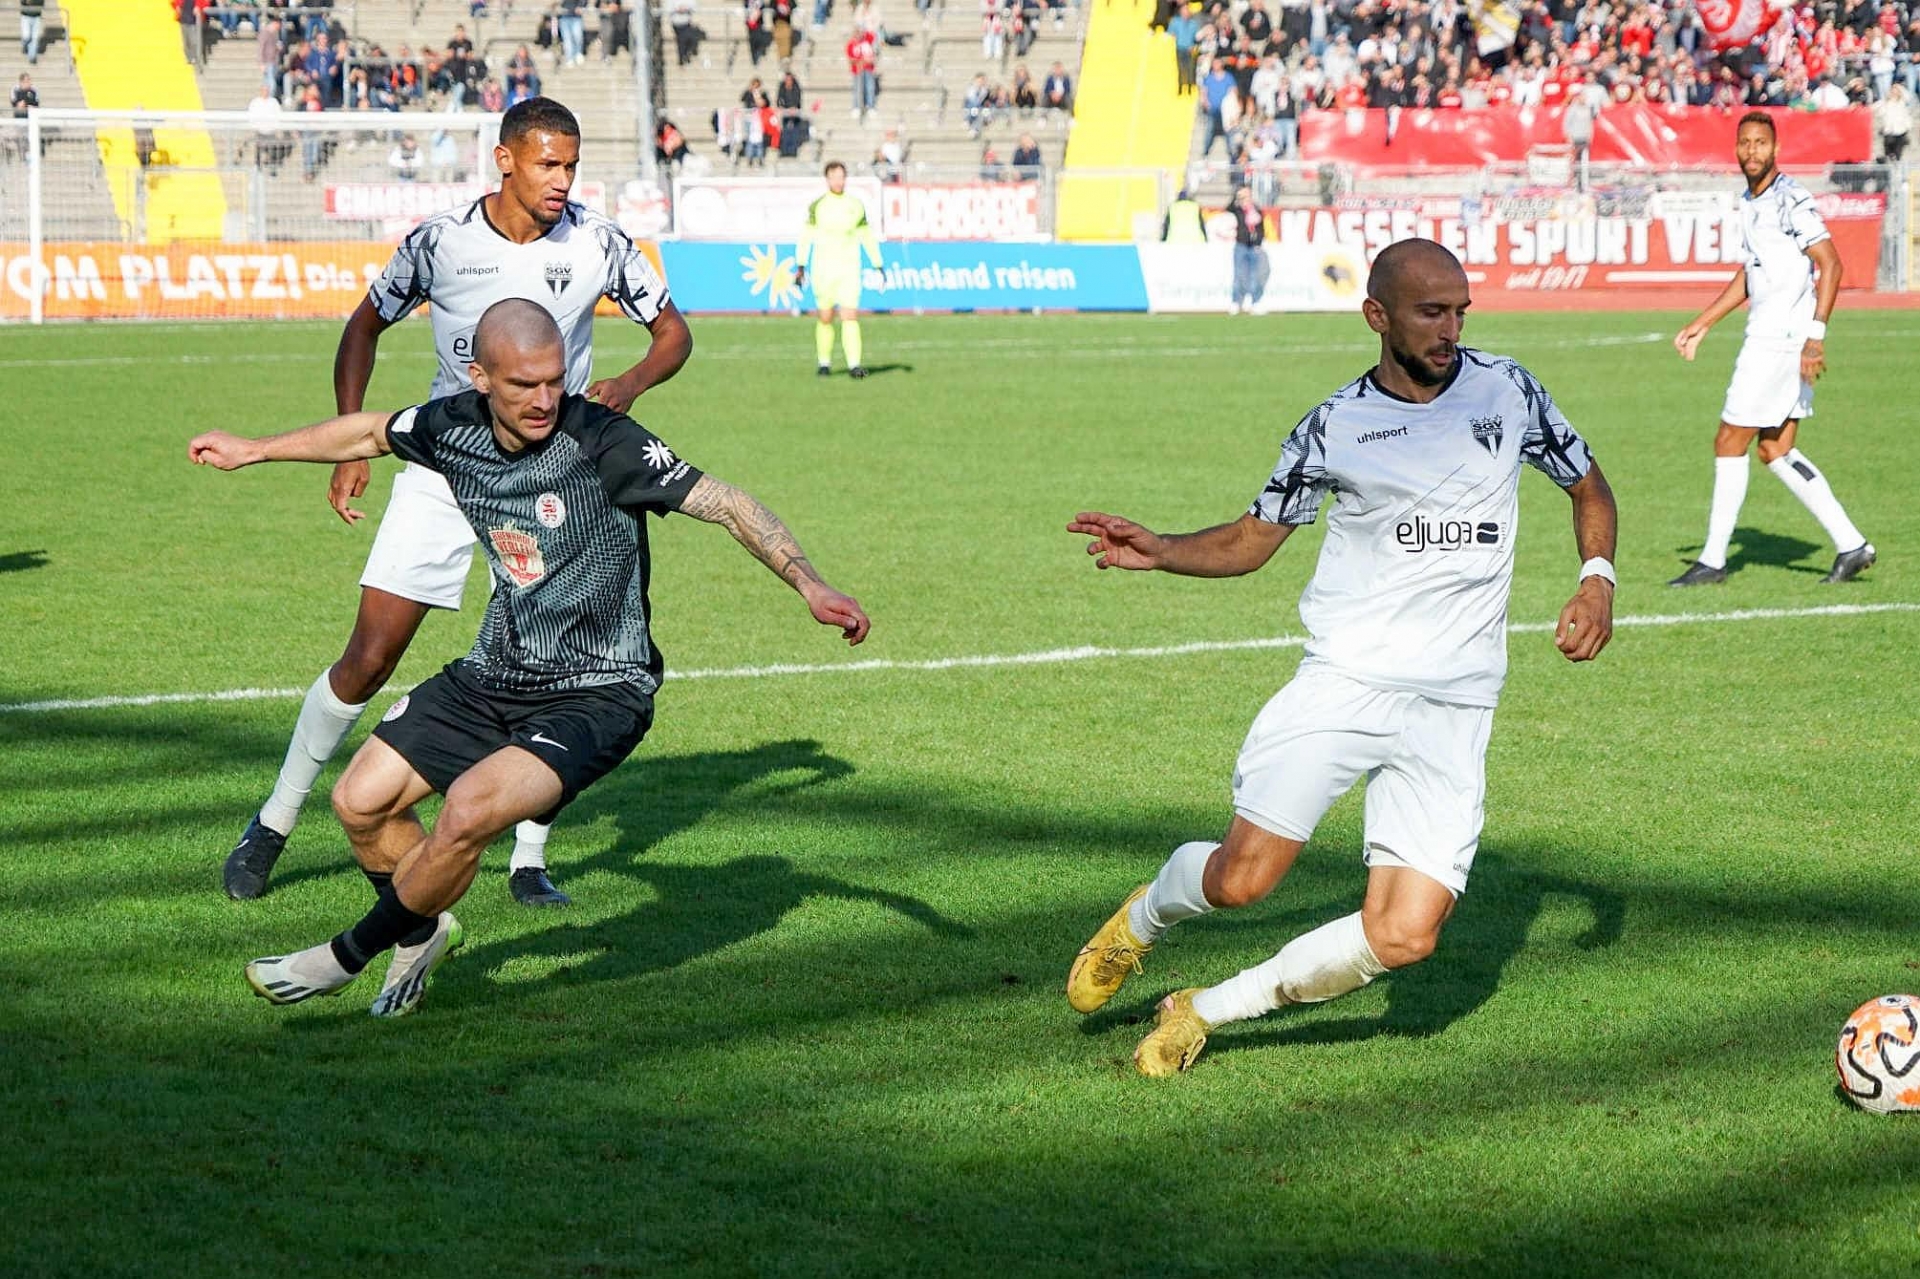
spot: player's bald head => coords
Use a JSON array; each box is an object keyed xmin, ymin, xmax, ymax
[
  {"xmin": 473, "ymin": 298, "xmax": 562, "ymax": 369},
  {"xmin": 1367, "ymin": 238, "xmax": 1467, "ymax": 309}
]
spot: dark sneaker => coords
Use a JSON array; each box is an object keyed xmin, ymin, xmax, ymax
[
  {"xmin": 1667, "ymin": 560, "xmax": 1728, "ymax": 587},
  {"xmin": 816, "ymin": 365, "xmax": 832, "ymax": 378},
  {"xmin": 848, "ymin": 366, "xmax": 869, "ymax": 380},
  {"xmin": 509, "ymin": 867, "xmax": 572, "ymax": 908},
  {"xmin": 1820, "ymin": 542, "xmax": 1876, "ymax": 584},
  {"xmin": 224, "ymin": 815, "xmax": 288, "ymax": 901}
]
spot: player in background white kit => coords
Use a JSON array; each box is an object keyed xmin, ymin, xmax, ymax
[
  {"xmin": 222, "ymin": 97, "xmax": 694, "ymax": 907},
  {"xmin": 1669, "ymin": 111, "xmax": 1875, "ymax": 588},
  {"xmin": 1063, "ymin": 239, "xmax": 1618, "ymax": 1076}
]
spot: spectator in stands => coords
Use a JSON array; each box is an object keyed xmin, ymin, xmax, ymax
[
  {"xmin": 1011, "ymin": 132, "xmax": 1042, "ymax": 176},
  {"xmin": 1200, "ymin": 56, "xmax": 1237, "ymax": 156},
  {"xmin": 12, "ymin": 73, "xmax": 38, "ymax": 120},
  {"xmin": 847, "ymin": 26, "xmax": 879, "ymax": 118},
  {"xmin": 601, "ymin": 0, "xmax": 632, "ymax": 60},
  {"xmin": 558, "ymin": 0, "xmax": 589, "ymax": 64},
  {"xmin": 448, "ymin": 23, "xmax": 475, "ymax": 57},
  {"xmin": 772, "ymin": 0, "xmax": 796, "ymax": 60},
  {"xmin": 873, "ymin": 126, "xmax": 905, "ymax": 179},
  {"xmin": 307, "ymin": 32, "xmax": 344, "ymax": 107},
  {"xmin": 479, "ymin": 77, "xmax": 507, "ymax": 112},
  {"xmin": 176, "ymin": 0, "xmax": 206, "ymax": 66},
  {"xmin": 964, "ymin": 72, "xmax": 996, "ymax": 134},
  {"xmin": 744, "ymin": 0, "xmax": 773, "ymax": 65},
  {"xmin": 1012, "ymin": 64, "xmax": 1039, "ymax": 111},
  {"xmin": 389, "ymin": 134, "xmax": 423, "ymax": 181},
  {"xmin": 775, "ymin": 69, "xmax": 807, "ymax": 153},
  {"xmin": 979, "ymin": 142, "xmax": 1004, "ymax": 180},
  {"xmin": 19, "ymin": 0, "xmax": 42, "ymax": 66},
  {"xmin": 298, "ymin": 85, "xmax": 329, "ymax": 180},
  {"xmin": 1043, "ymin": 61, "xmax": 1073, "ymax": 113},
  {"xmin": 1878, "ymin": 81, "xmax": 1912, "ymax": 159},
  {"xmin": 504, "ymin": 64, "xmax": 539, "ymax": 107},
  {"xmin": 983, "ymin": 0, "xmax": 1006, "ymax": 61},
  {"xmin": 247, "ymin": 83, "xmax": 288, "ymax": 172},
  {"xmin": 389, "ymin": 46, "xmax": 424, "ymax": 102},
  {"xmin": 259, "ymin": 19, "xmax": 285, "ymax": 96},
  {"xmin": 1242, "ymin": 0, "xmax": 1273, "ymax": 52},
  {"xmin": 656, "ymin": 117, "xmax": 691, "ymax": 167},
  {"xmin": 669, "ymin": 0, "xmax": 701, "ymax": 64},
  {"xmin": 1170, "ymin": 2, "xmax": 1202, "ymax": 93}
]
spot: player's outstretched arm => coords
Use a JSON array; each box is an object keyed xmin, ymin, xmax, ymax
[
  {"xmin": 589, "ymin": 300, "xmax": 695, "ymax": 414},
  {"xmin": 1553, "ymin": 463, "xmax": 1617, "ymax": 663},
  {"xmin": 328, "ymin": 298, "xmax": 399, "ymax": 524},
  {"xmin": 676, "ymin": 474, "xmax": 871, "ymax": 645},
  {"xmin": 188, "ymin": 411, "xmax": 397, "ymax": 474},
  {"xmin": 1675, "ymin": 269, "xmax": 1747, "ymax": 360},
  {"xmin": 1069, "ymin": 511, "xmax": 1293, "ymax": 577}
]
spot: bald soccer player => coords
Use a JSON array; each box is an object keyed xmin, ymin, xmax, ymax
[
  {"xmin": 1063, "ymin": 238, "xmax": 1618, "ymax": 1076},
  {"xmin": 191, "ymin": 299, "xmax": 870, "ymax": 1018}
]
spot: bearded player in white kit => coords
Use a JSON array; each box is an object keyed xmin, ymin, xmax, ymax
[
  {"xmin": 1668, "ymin": 110, "xmax": 1874, "ymax": 587},
  {"xmin": 1064, "ymin": 238, "xmax": 1618, "ymax": 1076},
  {"xmin": 222, "ymin": 97, "xmax": 695, "ymax": 907}
]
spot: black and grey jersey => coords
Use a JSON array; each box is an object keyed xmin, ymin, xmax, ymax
[{"xmin": 386, "ymin": 390, "xmax": 704, "ymax": 694}]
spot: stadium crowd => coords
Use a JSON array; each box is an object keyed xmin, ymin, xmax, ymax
[{"xmin": 1167, "ymin": 0, "xmax": 1920, "ymax": 163}]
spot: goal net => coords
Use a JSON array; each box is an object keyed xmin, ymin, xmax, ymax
[{"xmin": 0, "ymin": 108, "xmax": 501, "ymax": 323}]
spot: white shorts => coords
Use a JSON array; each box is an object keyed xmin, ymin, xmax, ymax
[
  {"xmin": 358, "ymin": 463, "xmax": 476, "ymax": 610},
  {"xmin": 1230, "ymin": 666, "xmax": 1495, "ymax": 896},
  {"xmin": 1721, "ymin": 338, "xmax": 1814, "ymax": 428}
]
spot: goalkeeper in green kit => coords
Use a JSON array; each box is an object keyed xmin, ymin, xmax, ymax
[{"xmin": 794, "ymin": 160, "xmax": 884, "ymax": 379}]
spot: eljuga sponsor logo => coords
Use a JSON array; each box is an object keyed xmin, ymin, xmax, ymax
[{"xmin": 1395, "ymin": 517, "xmax": 1502, "ymax": 553}]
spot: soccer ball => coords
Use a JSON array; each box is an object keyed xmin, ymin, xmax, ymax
[{"xmin": 1836, "ymin": 994, "xmax": 1920, "ymax": 1113}]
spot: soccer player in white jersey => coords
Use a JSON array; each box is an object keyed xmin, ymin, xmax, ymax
[
  {"xmin": 1669, "ymin": 111, "xmax": 1874, "ymax": 587},
  {"xmin": 1063, "ymin": 238, "xmax": 1618, "ymax": 1076},
  {"xmin": 222, "ymin": 97, "xmax": 694, "ymax": 908}
]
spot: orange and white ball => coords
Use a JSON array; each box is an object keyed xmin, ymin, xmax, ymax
[{"xmin": 1837, "ymin": 994, "xmax": 1920, "ymax": 1114}]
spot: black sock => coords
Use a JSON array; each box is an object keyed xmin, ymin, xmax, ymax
[
  {"xmin": 329, "ymin": 888, "xmax": 436, "ymax": 974},
  {"xmin": 357, "ymin": 868, "xmax": 435, "ymax": 944},
  {"xmin": 359, "ymin": 869, "xmax": 436, "ymax": 947}
]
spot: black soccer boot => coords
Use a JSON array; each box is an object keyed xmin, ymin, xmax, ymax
[
  {"xmin": 1820, "ymin": 542, "xmax": 1876, "ymax": 584},
  {"xmin": 223, "ymin": 815, "xmax": 288, "ymax": 901},
  {"xmin": 848, "ymin": 366, "xmax": 869, "ymax": 380},
  {"xmin": 509, "ymin": 867, "xmax": 573, "ymax": 908},
  {"xmin": 1667, "ymin": 560, "xmax": 1728, "ymax": 587}
]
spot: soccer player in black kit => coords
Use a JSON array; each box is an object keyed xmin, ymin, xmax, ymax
[{"xmin": 190, "ymin": 300, "xmax": 871, "ymax": 1017}]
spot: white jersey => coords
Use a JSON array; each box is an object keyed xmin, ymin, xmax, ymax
[
  {"xmin": 1250, "ymin": 349, "xmax": 1593, "ymax": 707},
  {"xmin": 368, "ymin": 197, "xmax": 670, "ymax": 398},
  {"xmin": 1738, "ymin": 173, "xmax": 1829, "ymax": 342}
]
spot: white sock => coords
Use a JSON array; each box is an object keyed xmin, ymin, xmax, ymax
[
  {"xmin": 1128, "ymin": 840, "xmax": 1218, "ymax": 943},
  {"xmin": 509, "ymin": 822, "xmax": 551, "ymax": 872},
  {"xmin": 1191, "ymin": 911, "xmax": 1385, "ymax": 1025},
  {"xmin": 258, "ymin": 672, "xmax": 367, "ymax": 836},
  {"xmin": 1699, "ymin": 455, "xmax": 1749, "ymax": 569},
  {"xmin": 1768, "ymin": 449, "xmax": 1866, "ymax": 554}
]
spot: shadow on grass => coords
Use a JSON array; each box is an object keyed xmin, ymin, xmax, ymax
[
  {"xmin": 1727, "ymin": 525, "xmax": 1826, "ymax": 576},
  {"xmin": 0, "ymin": 549, "xmax": 48, "ymax": 574}
]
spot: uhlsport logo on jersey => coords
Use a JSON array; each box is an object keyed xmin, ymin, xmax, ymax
[
  {"xmin": 1470, "ymin": 414, "xmax": 1505, "ymax": 456},
  {"xmin": 535, "ymin": 492, "xmax": 567, "ymax": 528},
  {"xmin": 1395, "ymin": 516, "xmax": 1502, "ymax": 553},
  {"xmin": 544, "ymin": 260, "xmax": 573, "ymax": 297},
  {"xmin": 489, "ymin": 525, "xmax": 547, "ymax": 587},
  {"xmin": 1356, "ymin": 425, "xmax": 1408, "ymax": 445}
]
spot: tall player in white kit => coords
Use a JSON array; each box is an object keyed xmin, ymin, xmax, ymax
[
  {"xmin": 1669, "ymin": 111, "xmax": 1874, "ymax": 588},
  {"xmin": 1063, "ymin": 239, "xmax": 1618, "ymax": 1076},
  {"xmin": 222, "ymin": 98, "xmax": 694, "ymax": 906}
]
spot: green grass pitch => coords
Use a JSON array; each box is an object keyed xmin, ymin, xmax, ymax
[{"xmin": 3, "ymin": 310, "xmax": 1918, "ymax": 1277}]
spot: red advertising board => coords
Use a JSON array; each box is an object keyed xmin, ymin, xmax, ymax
[
  {"xmin": 1259, "ymin": 195, "xmax": 1883, "ymax": 291},
  {"xmin": 878, "ymin": 183, "xmax": 1045, "ymax": 240},
  {"xmin": 1302, "ymin": 105, "xmax": 1876, "ymax": 169}
]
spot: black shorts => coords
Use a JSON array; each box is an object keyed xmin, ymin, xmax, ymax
[{"xmin": 373, "ymin": 661, "xmax": 654, "ymax": 823}]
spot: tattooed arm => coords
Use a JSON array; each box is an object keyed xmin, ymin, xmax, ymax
[{"xmin": 677, "ymin": 474, "xmax": 871, "ymax": 645}]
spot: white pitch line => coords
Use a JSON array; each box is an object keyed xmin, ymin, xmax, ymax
[{"xmin": 3, "ymin": 601, "xmax": 1913, "ymax": 716}]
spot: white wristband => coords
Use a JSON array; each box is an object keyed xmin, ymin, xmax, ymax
[
  {"xmin": 1579, "ymin": 557, "xmax": 1616, "ymax": 587},
  {"xmin": 1805, "ymin": 320, "xmax": 1827, "ymax": 341}
]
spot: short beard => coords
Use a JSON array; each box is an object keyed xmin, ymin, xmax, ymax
[{"xmin": 1388, "ymin": 339, "xmax": 1454, "ymax": 387}]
